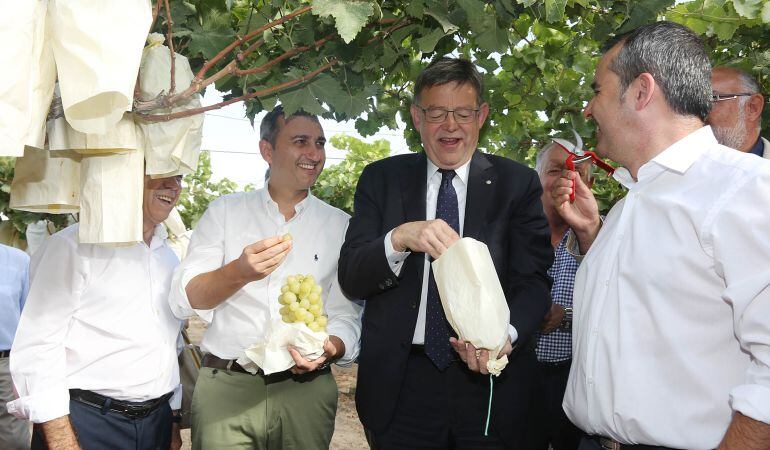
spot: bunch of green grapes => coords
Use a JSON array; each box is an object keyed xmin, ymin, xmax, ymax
[{"xmin": 278, "ymin": 274, "xmax": 328, "ymax": 332}]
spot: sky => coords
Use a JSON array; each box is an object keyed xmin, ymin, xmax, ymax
[{"xmin": 201, "ymin": 89, "xmax": 412, "ymax": 189}]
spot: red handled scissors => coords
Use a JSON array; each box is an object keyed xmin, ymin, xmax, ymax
[{"xmin": 552, "ymin": 129, "xmax": 615, "ymax": 202}]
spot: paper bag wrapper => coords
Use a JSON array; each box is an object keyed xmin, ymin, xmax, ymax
[
  {"xmin": 48, "ymin": 113, "xmax": 139, "ymax": 154},
  {"xmin": 48, "ymin": 0, "xmax": 151, "ymax": 134},
  {"xmin": 0, "ymin": 1, "xmax": 55, "ymax": 156},
  {"xmin": 239, "ymin": 320, "xmax": 327, "ymax": 375},
  {"xmin": 79, "ymin": 149, "xmax": 144, "ymax": 245},
  {"xmin": 10, "ymin": 146, "xmax": 80, "ymax": 213},
  {"xmin": 432, "ymin": 237, "xmax": 510, "ymax": 376},
  {"xmin": 137, "ymin": 34, "xmax": 203, "ymax": 178}
]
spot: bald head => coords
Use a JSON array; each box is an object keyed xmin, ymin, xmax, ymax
[{"xmin": 706, "ymin": 67, "xmax": 764, "ymax": 152}]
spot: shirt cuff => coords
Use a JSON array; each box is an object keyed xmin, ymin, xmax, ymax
[
  {"xmin": 508, "ymin": 324, "xmax": 519, "ymax": 345},
  {"xmin": 384, "ymin": 229, "xmax": 410, "ymax": 277},
  {"xmin": 326, "ymin": 323, "xmax": 359, "ymax": 367},
  {"xmin": 172, "ymin": 270, "xmax": 215, "ymax": 323},
  {"xmin": 6, "ymin": 386, "xmax": 70, "ymax": 423},
  {"xmin": 730, "ymin": 384, "xmax": 770, "ymax": 425},
  {"xmin": 169, "ymin": 383, "xmax": 183, "ymax": 411}
]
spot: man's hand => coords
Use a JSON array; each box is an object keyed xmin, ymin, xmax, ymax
[
  {"xmin": 170, "ymin": 421, "xmax": 182, "ymax": 450},
  {"xmin": 449, "ymin": 337, "xmax": 513, "ymax": 375},
  {"xmin": 234, "ymin": 236, "xmax": 292, "ymax": 283},
  {"xmin": 391, "ymin": 220, "xmax": 460, "ymax": 260},
  {"xmin": 187, "ymin": 235, "xmax": 293, "ymax": 310},
  {"xmin": 40, "ymin": 416, "xmax": 81, "ymax": 450},
  {"xmin": 541, "ymin": 304, "xmax": 565, "ymax": 333},
  {"xmin": 288, "ymin": 335, "xmax": 345, "ymax": 375},
  {"xmin": 551, "ymin": 170, "xmax": 601, "ymax": 253}
]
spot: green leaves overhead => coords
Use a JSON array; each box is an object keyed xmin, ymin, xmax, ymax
[
  {"xmin": 312, "ymin": 0, "xmax": 376, "ymax": 43},
  {"xmin": 545, "ymin": 0, "xmax": 568, "ymax": 23}
]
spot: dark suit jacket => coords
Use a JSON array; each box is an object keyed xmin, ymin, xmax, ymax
[{"xmin": 338, "ymin": 151, "xmax": 552, "ymax": 446}]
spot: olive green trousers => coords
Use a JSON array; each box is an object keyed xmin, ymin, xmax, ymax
[{"xmin": 191, "ymin": 366, "xmax": 337, "ymax": 450}]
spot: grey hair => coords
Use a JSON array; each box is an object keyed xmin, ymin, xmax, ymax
[
  {"xmin": 413, "ymin": 57, "xmax": 485, "ymax": 106},
  {"xmin": 535, "ymin": 141, "xmax": 594, "ymax": 180},
  {"xmin": 603, "ymin": 21, "xmax": 712, "ymax": 121}
]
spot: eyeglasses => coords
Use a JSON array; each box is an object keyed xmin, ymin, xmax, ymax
[
  {"xmin": 711, "ymin": 93, "xmax": 754, "ymax": 102},
  {"xmin": 416, "ymin": 105, "xmax": 480, "ymax": 123}
]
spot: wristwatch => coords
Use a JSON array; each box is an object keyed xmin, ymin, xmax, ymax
[{"xmin": 559, "ymin": 307, "xmax": 573, "ymax": 331}]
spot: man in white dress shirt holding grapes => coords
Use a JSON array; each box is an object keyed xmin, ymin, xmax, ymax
[{"xmin": 169, "ymin": 106, "xmax": 362, "ymax": 449}]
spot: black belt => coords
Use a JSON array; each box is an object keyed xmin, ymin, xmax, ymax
[
  {"xmin": 202, "ymin": 353, "xmax": 263, "ymax": 375},
  {"xmin": 589, "ymin": 435, "xmax": 679, "ymax": 450},
  {"xmin": 69, "ymin": 389, "xmax": 173, "ymax": 420},
  {"xmin": 0, "ymin": 350, "xmax": 9, "ymax": 358}
]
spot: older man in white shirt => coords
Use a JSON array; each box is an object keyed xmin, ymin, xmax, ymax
[
  {"xmin": 169, "ymin": 106, "xmax": 362, "ymax": 450},
  {"xmin": 8, "ymin": 174, "xmax": 185, "ymax": 450},
  {"xmin": 551, "ymin": 21, "xmax": 770, "ymax": 450}
]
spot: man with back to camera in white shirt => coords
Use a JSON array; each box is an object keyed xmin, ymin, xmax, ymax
[
  {"xmin": 550, "ymin": 21, "xmax": 770, "ymax": 450},
  {"xmin": 168, "ymin": 105, "xmax": 363, "ymax": 449},
  {"xmin": 7, "ymin": 173, "xmax": 185, "ymax": 450}
]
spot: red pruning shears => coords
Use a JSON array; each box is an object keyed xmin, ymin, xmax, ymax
[{"xmin": 552, "ymin": 129, "xmax": 615, "ymax": 202}]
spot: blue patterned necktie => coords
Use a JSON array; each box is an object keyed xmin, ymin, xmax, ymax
[{"xmin": 425, "ymin": 169, "xmax": 459, "ymax": 371}]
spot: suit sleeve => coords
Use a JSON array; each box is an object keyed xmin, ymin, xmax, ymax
[
  {"xmin": 339, "ymin": 165, "xmax": 401, "ymax": 300},
  {"xmin": 504, "ymin": 170, "xmax": 553, "ymax": 347}
]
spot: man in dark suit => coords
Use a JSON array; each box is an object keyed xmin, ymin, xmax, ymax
[{"xmin": 338, "ymin": 57, "xmax": 553, "ymax": 449}]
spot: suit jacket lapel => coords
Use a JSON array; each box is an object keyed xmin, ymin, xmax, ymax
[
  {"xmin": 464, "ymin": 151, "xmax": 495, "ymax": 240},
  {"xmin": 400, "ymin": 152, "xmax": 427, "ymax": 223}
]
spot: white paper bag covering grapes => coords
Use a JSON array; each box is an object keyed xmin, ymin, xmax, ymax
[
  {"xmin": 432, "ymin": 237, "xmax": 510, "ymax": 376},
  {"xmin": 242, "ymin": 270, "xmax": 329, "ymax": 375}
]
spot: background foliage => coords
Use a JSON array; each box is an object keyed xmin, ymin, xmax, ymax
[{"xmin": 2, "ymin": 0, "xmax": 769, "ymax": 243}]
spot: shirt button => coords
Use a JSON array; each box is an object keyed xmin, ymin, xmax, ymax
[
  {"xmin": 604, "ymin": 280, "xmax": 609, "ymax": 287},
  {"xmin": 588, "ymin": 378, "xmax": 594, "ymax": 386}
]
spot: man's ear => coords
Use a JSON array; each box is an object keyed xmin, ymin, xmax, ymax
[
  {"xmin": 633, "ymin": 73, "xmax": 656, "ymax": 111},
  {"xmin": 410, "ymin": 104, "xmax": 422, "ymax": 130},
  {"xmin": 746, "ymin": 93, "xmax": 765, "ymax": 123},
  {"xmin": 477, "ymin": 102, "xmax": 490, "ymax": 128},
  {"xmin": 259, "ymin": 139, "xmax": 273, "ymax": 165}
]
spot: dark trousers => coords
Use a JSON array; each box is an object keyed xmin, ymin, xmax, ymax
[
  {"xmin": 32, "ymin": 398, "xmax": 172, "ymax": 450},
  {"xmin": 368, "ymin": 349, "xmax": 506, "ymax": 450},
  {"xmin": 524, "ymin": 359, "xmax": 582, "ymax": 450}
]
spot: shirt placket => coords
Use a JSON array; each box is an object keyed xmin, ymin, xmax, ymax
[
  {"xmin": 585, "ymin": 189, "xmax": 638, "ymax": 429},
  {"xmin": 145, "ymin": 244, "xmax": 170, "ymax": 395}
]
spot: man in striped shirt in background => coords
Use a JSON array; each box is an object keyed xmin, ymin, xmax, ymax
[{"xmin": 526, "ymin": 140, "xmax": 593, "ymax": 450}]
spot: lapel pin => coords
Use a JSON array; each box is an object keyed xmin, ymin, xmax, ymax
[{"xmin": 485, "ymin": 180, "xmax": 492, "ymax": 185}]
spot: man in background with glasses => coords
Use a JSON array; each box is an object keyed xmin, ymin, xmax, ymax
[
  {"xmin": 339, "ymin": 57, "xmax": 552, "ymax": 448},
  {"xmin": 707, "ymin": 66, "xmax": 767, "ymax": 158}
]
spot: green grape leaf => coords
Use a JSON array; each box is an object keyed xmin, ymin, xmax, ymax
[
  {"xmin": 475, "ymin": 16, "xmax": 510, "ymax": 52},
  {"xmin": 312, "ymin": 0, "xmax": 375, "ymax": 43},
  {"xmin": 545, "ymin": 0, "xmax": 567, "ymax": 23},
  {"xmin": 762, "ymin": 1, "xmax": 770, "ymax": 22},
  {"xmin": 279, "ymin": 85, "xmax": 327, "ymax": 116},
  {"xmin": 187, "ymin": 22, "xmax": 235, "ymax": 60},
  {"xmin": 425, "ymin": 10, "xmax": 459, "ymax": 33},
  {"xmin": 731, "ymin": 0, "xmax": 762, "ymax": 18},
  {"xmin": 416, "ymin": 27, "xmax": 448, "ymax": 53},
  {"xmin": 517, "ymin": 0, "xmax": 538, "ymax": 7},
  {"xmin": 619, "ymin": 0, "xmax": 675, "ymax": 33}
]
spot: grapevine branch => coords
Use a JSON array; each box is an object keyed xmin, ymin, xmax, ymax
[
  {"xmin": 46, "ymin": 4, "xmax": 405, "ymax": 123},
  {"xmin": 138, "ymin": 59, "xmax": 338, "ymax": 122}
]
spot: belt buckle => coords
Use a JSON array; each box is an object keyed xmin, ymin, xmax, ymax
[{"xmin": 599, "ymin": 437, "xmax": 621, "ymax": 450}]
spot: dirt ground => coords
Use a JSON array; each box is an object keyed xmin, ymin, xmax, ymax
[{"xmin": 182, "ymin": 317, "xmax": 368, "ymax": 449}]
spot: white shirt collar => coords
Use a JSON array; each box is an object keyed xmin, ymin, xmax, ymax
[
  {"xmin": 426, "ymin": 156, "xmax": 471, "ymax": 186},
  {"xmin": 613, "ymin": 126, "xmax": 716, "ymax": 188},
  {"xmin": 258, "ymin": 185, "xmax": 314, "ymax": 217}
]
